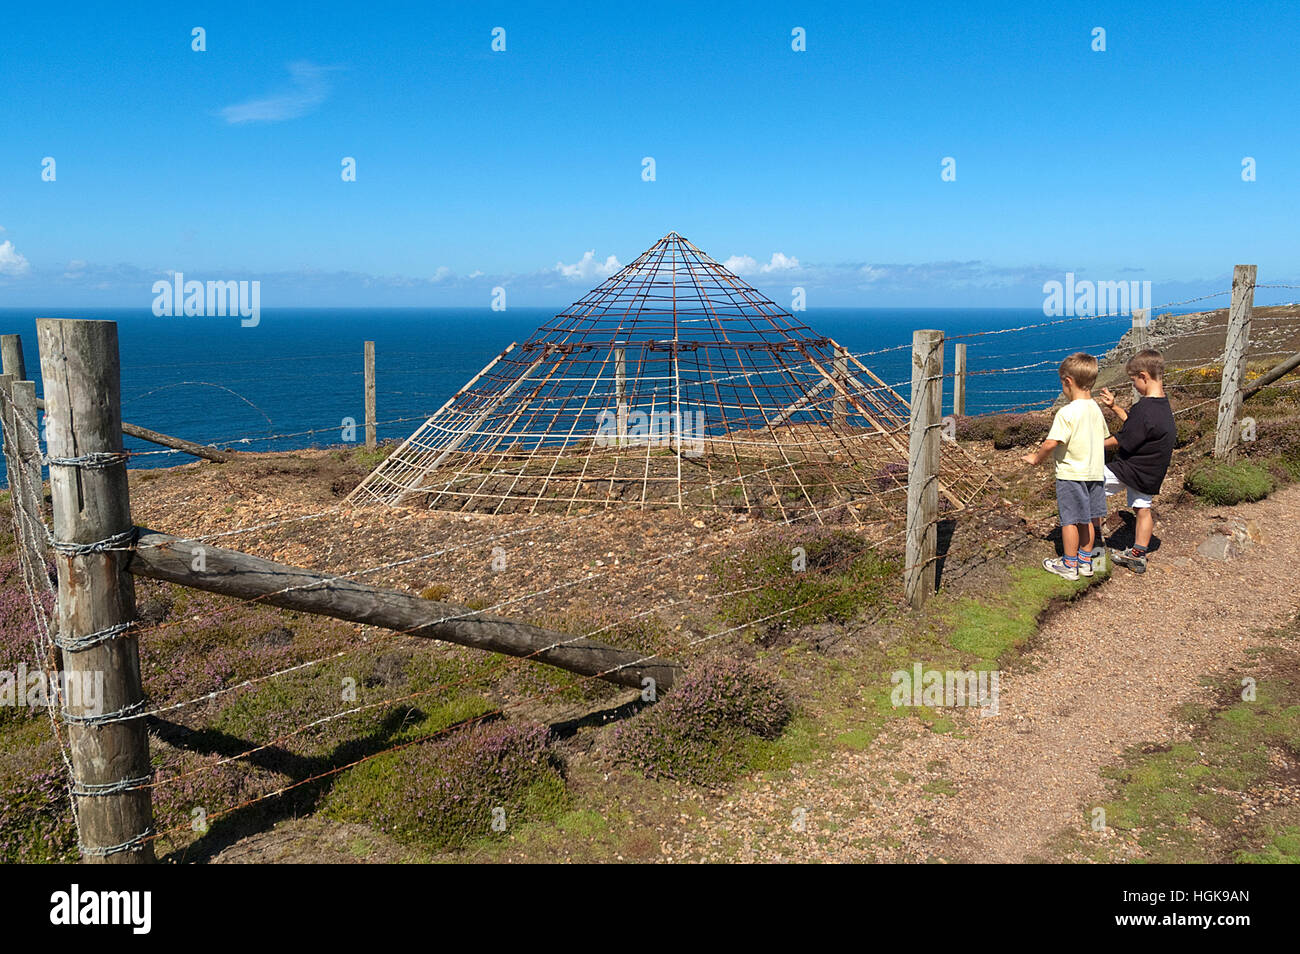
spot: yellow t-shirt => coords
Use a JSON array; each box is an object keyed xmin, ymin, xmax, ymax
[{"xmin": 1046, "ymin": 398, "xmax": 1107, "ymax": 481}]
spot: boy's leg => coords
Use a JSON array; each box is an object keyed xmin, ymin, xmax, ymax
[
  {"xmin": 1061, "ymin": 522, "xmax": 1080, "ymax": 558},
  {"xmin": 1046, "ymin": 481, "xmax": 1083, "ymax": 579},
  {"xmin": 1111, "ymin": 488, "xmax": 1154, "ymax": 573},
  {"xmin": 1090, "ymin": 517, "xmax": 1106, "ymax": 571},
  {"xmin": 1076, "ymin": 481, "xmax": 1105, "ymax": 576},
  {"xmin": 1133, "ymin": 506, "xmax": 1155, "ymax": 551},
  {"xmin": 1073, "ymin": 522, "xmax": 1095, "ymax": 576}
]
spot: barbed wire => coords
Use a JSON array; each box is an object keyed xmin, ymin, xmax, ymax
[
  {"xmin": 142, "ymin": 523, "xmax": 912, "ymax": 851},
  {"xmin": 7, "ymin": 279, "xmax": 1300, "ymax": 858}
]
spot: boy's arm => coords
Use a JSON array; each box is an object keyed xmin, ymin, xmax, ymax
[
  {"xmin": 1104, "ymin": 435, "xmax": 1119, "ymax": 451},
  {"xmin": 1098, "ymin": 387, "xmax": 1129, "ymax": 424},
  {"xmin": 1022, "ymin": 438, "xmax": 1060, "ymax": 466}
]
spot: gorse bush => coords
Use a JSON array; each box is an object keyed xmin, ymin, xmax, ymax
[
  {"xmin": 1184, "ymin": 460, "xmax": 1274, "ymax": 505},
  {"xmin": 611, "ymin": 658, "xmax": 793, "ymax": 785}
]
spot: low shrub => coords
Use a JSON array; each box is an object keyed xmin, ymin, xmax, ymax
[
  {"xmin": 1184, "ymin": 460, "xmax": 1274, "ymax": 505},
  {"xmin": 324, "ymin": 719, "xmax": 565, "ymax": 851},
  {"xmin": 0, "ymin": 768, "xmax": 76, "ymax": 863},
  {"xmin": 713, "ymin": 529, "xmax": 895, "ymax": 634},
  {"xmin": 956, "ymin": 412, "xmax": 1048, "ymax": 449},
  {"xmin": 610, "ymin": 658, "xmax": 793, "ymax": 785}
]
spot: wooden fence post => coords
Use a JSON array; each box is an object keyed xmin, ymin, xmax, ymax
[
  {"xmin": 0, "ymin": 373, "xmax": 15, "ymax": 490},
  {"xmin": 953, "ymin": 342, "xmax": 967, "ymax": 417},
  {"xmin": 905, "ymin": 329, "xmax": 943, "ymax": 609},
  {"xmin": 614, "ymin": 346, "xmax": 628, "ymax": 444},
  {"xmin": 36, "ymin": 318, "xmax": 154, "ymax": 864},
  {"xmin": 1214, "ymin": 265, "xmax": 1256, "ymax": 460},
  {"xmin": 1130, "ymin": 307, "xmax": 1149, "ymax": 403},
  {"xmin": 1, "ymin": 334, "xmax": 26, "ymax": 381},
  {"xmin": 8, "ymin": 380, "xmax": 49, "ymax": 571},
  {"xmin": 0, "ymin": 338, "xmax": 23, "ymax": 501},
  {"xmin": 364, "ymin": 340, "xmax": 376, "ymax": 449}
]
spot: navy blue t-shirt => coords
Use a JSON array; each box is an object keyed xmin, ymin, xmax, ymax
[{"xmin": 1108, "ymin": 396, "xmax": 1176, "ymax": 496}]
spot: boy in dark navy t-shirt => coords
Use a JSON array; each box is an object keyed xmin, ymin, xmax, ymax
[{"xmin": 1096, "ymin": 349, "xmax": 1177, "ymax": 574}]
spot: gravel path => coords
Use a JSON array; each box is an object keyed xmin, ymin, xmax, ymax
[{"xmin": 661, "ymin": 484, "xmax": 1300, "ymax": 863}]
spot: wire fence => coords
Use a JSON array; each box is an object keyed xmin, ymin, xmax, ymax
[{"xmin": 3, "ymin": 278, "xmax": 1300, "ymax": 860}]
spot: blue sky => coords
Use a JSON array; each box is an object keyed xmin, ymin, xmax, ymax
[{"xmin": 1, "ymin": 0, "xmax": 1298, "ymax": 308}]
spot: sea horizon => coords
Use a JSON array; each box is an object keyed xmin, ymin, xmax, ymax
[{"xmin": 0, "ymin": 304, "xmax": 1150, "ymax": 485}]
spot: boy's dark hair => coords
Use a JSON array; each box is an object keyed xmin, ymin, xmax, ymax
[
  {"xmin": 1058, "ymin": 352, "xmax": 1098, "ymax": 390},
  {"xmin": 1125, "ymin": 349, "xmax": 1164, "ymax": 380}
]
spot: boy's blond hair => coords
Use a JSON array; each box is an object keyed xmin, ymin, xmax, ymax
[
  {"xmin": 1058, "ymin": 352, "xmax": 1098, "ymax": 390},
  {"xmin": 1125, "ymin": 349, "xmax": 1164, "ymax": 380}
]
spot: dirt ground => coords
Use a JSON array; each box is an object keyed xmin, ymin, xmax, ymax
[{"xmin": 656, "ymin": 481, "xmax": 1300, "ymax": 862}]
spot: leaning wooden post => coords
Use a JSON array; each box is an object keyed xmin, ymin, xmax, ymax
[
  {"xmin": 905, "ymin": 329, "xmax": 943, "ymax": 609},
  {"xmin": 952, "ymin": 342, "xmax": 967, "ymax": 417},
  {"xmin": 364, "ymin": 340, "xmax": 377, "ymax": 449},
  {"xmin": 1214, "ymin": 266, "xmax": 1256, "ymax": 460},
  {"xmin": 37, "ymin": 318, "xmax": 154, "ymax": 864}
]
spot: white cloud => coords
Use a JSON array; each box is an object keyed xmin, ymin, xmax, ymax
[
  {"xmin": 0, "ymin": 240, "xmax": 31, "ymax": 277},
  {"xmin": 556, "ymin": 250, "xmax": 623, "ymax": 281},
  {"xmin": 723, "ymin": 252, "xmax": 800, "ymax": 276},
  {"xmin": 722, "ymin": 255, "xmax": 759, "ymax": 275},
  {"xmin": 221, "ymin": 61, "xmax": 334, "ymax": 124}
]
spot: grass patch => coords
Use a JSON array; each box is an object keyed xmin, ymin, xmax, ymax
[
  {"xmin": 947, "ymin": 565, "xmax": 1097, "ymax": 664},
  {"xmin": 1184, "ymin": 460, "xmax": 1274, "ymax": 505},
  {"xmin": 1074, "ymin": 633, "xmax": 1300, "ymax": 863}
]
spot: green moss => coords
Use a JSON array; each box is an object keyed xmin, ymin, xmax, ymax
[
  {"xmin": 1080, "ymin": 638, "xmax": 1300, "ymax": 863},
  {"xmin": 1184, "ymin": 460, "xmax": 1274, "ymax": 505},
  {"xmin": 1238, "ymin": 826, "xmax": 1300, "ymax": 864},
  {"xmin": 948, "ymin": 565, "xmax": 1097, "ymax": 664}
]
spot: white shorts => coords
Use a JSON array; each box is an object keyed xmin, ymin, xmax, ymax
[{"xmin": 1103, "ymin": 465, "xmax": 1153, "ymax": 509}]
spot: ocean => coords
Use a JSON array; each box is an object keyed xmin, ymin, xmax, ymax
[{"xmin": 0, "ymin": 306, "xmax": 1138, "ymax": 487}]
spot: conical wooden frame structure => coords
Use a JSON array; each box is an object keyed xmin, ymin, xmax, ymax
[{"xmin": 348, "ymin": 232, "xmax": 993, "ymax": 522}]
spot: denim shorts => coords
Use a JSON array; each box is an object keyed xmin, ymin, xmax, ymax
[{"xmin": 1056, "ymin": 479, "xmax": 1106, "ymax": 526}]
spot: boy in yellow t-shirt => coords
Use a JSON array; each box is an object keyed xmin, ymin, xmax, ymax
[{"xmin": 1021, "ymin": 353, "xmax": 1109, "ymax": 581}]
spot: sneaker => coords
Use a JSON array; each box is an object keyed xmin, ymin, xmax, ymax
[
  {"xmin": 1077, "ymin": 554, "xmax": 1094, "ymax": 577},
  {"xmin": 1043, "ymin": 556, "xmax": 1079, "ymax": 580},
  {"xmin": 1110, "ymin": 547, "xmax": 1147, "ymax": 574}
]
